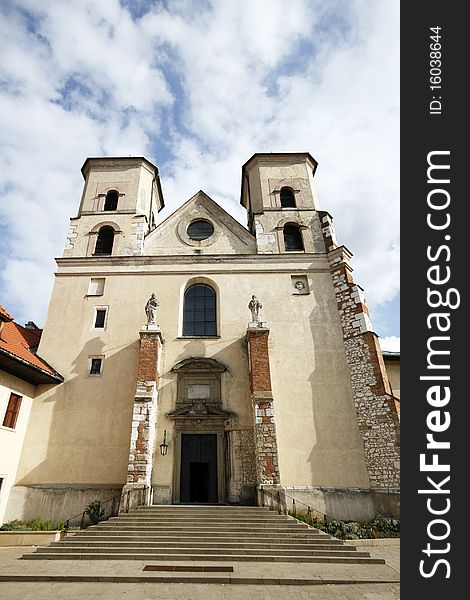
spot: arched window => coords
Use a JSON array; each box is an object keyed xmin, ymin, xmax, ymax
[
  {"xmin": 94, "ymin": 226, "xmax": 115, "ymax": 255},
  {"xmin": 280, "ymin": 187, "xmax": 296, "ymax": 208},
  {"xmin": 283, "ymin": 224, "xmax": 303, "ymax": 251},
  {"xmin": 183, "ymin": 284, "xmax": 217, "ymax": 336},
  {"xmin": 104, "ymin": 190, "xmax": 118, "ymax": 211}
]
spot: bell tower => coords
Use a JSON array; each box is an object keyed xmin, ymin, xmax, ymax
[
  {"xmin": 64, "ymin": 156, "xmax": 164, "ymax": 258},
  {"xmin": 240, "ymin": 153, "xmax": 326, "ymax": 254}
]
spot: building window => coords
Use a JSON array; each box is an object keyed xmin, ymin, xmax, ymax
[
  {"xmin": 94, "ymin": 227, "xmax": 114, "ymax": 255},
  {"xmin": 2, "ymin": 393, "xmax": 22, "ymax": 429},
  {"xmin": 183, "ymin": 284, "xmax": 217, "ymax": 336},
  {"xmin": 87, "ymin": 278, "xmax": 105, "ymax": 296},
  {"xmin": 283, "ymin": 224, "xmax": 304, "ymax": 251},
  {"xmin": 280, "ymin": 187, "xmax": 296, "ymax": 208},
  {"xmin": 93, "ymin": 307, "xmax": 108, "ymax": 329},
  {"xmin": 104, "ymin": 190, "xmax": 118, "ymax": 211},
  {"xmin": 187, "ymin": 220, "xmax": 214, "ymax": 241},
  {"xmin": 88, "ymin": 357, "xmax": 103, "ymax": 376}
]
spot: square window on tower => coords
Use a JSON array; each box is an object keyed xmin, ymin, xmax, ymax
[
  {"xmin": 87, "ymin": 278, "xmax": 105, "ymax": 296},
  {"xmin": 93, "ymin": 307, "xmax": 108, "ymax": 329},
  {"xmin": 88, "ymin": 356, "xmax": 104, "ymax": 376}
]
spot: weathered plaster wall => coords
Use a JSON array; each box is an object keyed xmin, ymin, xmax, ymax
[{"xmin": 0, "ymin": 372, "xmax": 35, "ymax": 523}]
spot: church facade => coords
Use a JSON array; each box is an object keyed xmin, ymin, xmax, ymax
[{"xmin": 3, "ymin": 153, "xmax": 400, "ymax": 524}]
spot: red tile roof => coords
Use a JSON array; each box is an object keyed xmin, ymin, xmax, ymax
[
  {"xmin": 0, "ymin": 306, "xmax": 13, "ymax": 322},
  {"xmin": 0, "ymin": 305, "xmax": 61, "ymax": 380}
]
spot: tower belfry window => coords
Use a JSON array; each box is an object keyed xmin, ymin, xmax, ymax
[
  {"xmin": 104, "ymin": 190, "xmax": 118, "ymax": 211},
  {"xmin": 94, "ymin": 227, "xmax": 114, "ymax": 255},
  {"xmin": 280, "ymin": 187, "xmax": 296, "ymax": 208},
  {"xmin": 283, "ymin": 224, "xmax": 303, "ymax": 251}
]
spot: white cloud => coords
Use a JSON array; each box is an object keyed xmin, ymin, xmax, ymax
[
  {"xmin": 379, "ymin": 336, "xmax": 400, "ymax": 353},
  {"xmin": 0, "ymin": 0, "xmax": 399, "ymax": 334}
]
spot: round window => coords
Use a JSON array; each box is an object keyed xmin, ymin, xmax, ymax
[{"xmin": 187, "ymin": 220, "xmax": 214, "ymax": 241}]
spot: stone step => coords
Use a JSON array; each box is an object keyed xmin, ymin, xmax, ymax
[
  {"xmin": 0, "ymin": 574, "xmax": 400, "ymax": 585},
  {"xmin": 22, "ymin": 505, "xmax": 374, "ymax": 567},
  {"xmin": 86, "ymin": 528, "xmax": 324, "ymax": 538},
  {"xmin": 92, "ymin": 522, "xmax": 309, "ymax": 530},
  {"xmin": 107, "ymin": 517, "xmax": 292, "ymax": 524},
  {"xmin": 83, "ymin": 525, "xmax": 327, "ymax": 535},
  {"xmin": 36, "ymin": 545, "xmax": 368, "ymax": 557},
  {"xmin": 77, "ymin": 527, "xmax": 331, "ymax": 539},
  {"xmin": 89, "ymin": 529, "xmax": 316, "ymax": 537},
  {"xmin": 125, "ymin": 510, "xmax": 280, "ymax": 519},
  {"xmin": 21, "ymin": 552, "xmax": 385, "ymax": 564},
  {"xmin": 109, "ymin": 512, "xmax": 293, "ymax": 522},
  {"xmin": 133, "ymin": 506, "xmax": 271, "ymax": 511},
  {"xmin": 51, "ymin": 540, "xmax": 348, "ymax": 551},
  {"xmin": 64, "ymin": 534, "xmax": 342, "ymax": 544}
]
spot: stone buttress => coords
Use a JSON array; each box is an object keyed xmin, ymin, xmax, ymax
[{"xmin": 319, "ymin": 211, "xmax": 400, "ymax": 509}]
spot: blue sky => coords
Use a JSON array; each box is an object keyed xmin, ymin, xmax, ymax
[{"xmin": 0, "ymin": 0, "xmax": 399, "ymax": 350}]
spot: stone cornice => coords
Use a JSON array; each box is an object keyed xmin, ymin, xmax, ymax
[
  {"xmin": 54, "ymin": 253, "xmax": 331, "ymax": 276},
  {"xmin": 56, "ymin": 252, "xmax": 328, "ymax": 267}
]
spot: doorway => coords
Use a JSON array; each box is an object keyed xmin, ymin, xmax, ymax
[{"xmin": 180, "ymin": 434, "xmax": 217, "ymax": 503}]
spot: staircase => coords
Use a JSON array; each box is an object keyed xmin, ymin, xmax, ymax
[
  {"xmin": 23, "ymin": 506, "xmax": 385, "ymax": 564},
  {"xmin": 21, "ymin": 505, "xmax": 384, "ymax": 564}
]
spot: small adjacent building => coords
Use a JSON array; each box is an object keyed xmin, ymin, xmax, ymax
[
  {"xmin": 0, "ymin": 306, "xmax": 62, "ymax": 523},
  {"xmin": 2, "ymin": 153, "xmax": 400, "ymax": 525}
]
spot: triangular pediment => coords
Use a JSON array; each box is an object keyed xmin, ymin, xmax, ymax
[{"xmin": 144, "ymin": 191, "xmax": 256, "ymax": 256}]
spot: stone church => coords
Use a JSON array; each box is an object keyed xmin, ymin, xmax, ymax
[{"xmin": 2, "ymin": 153, "xmax": 400, "ymax": 524}]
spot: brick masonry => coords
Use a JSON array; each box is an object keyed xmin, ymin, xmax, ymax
[
  {"xmin": 319, "ymin": 215, "xmax": 400, "ymax": 491},
  {"xmin": 246, "ymin": 328, "xmax": 280, "ymax": 485},
  {"xmin": 126, "ymin": 328, "xmax": 163, "ymax": 486}
]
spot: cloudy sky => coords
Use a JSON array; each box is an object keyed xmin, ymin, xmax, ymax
[{"xmin": 0, "ymin": 0, "xmax": 399, "ymax": 351}]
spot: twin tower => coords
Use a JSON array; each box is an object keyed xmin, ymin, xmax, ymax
[
  {"xmin": 64, "ymin": 153, "xmax": 330, "ymax": 259},
  {"xmin": 5, "ymin": 152, "xmax": 400, "ymax": 524}
]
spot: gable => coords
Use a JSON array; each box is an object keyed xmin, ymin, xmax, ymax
[{"xmin": 144, "ymin": 191, "xmax": 256, "ymax": 256}]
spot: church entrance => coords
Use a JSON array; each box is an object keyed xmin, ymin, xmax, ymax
[
  {"xmin": 180, "ymin": 434, "xmax": 218, "ymax": 503},
  {"xmin": 167, "ymin": 357, "xmax": 233, "ymax": 504}
]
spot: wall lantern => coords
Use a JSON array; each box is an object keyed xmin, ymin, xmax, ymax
[{"xmin": 159, "ymin": 430, "xmax": 169, "ymax": 456}]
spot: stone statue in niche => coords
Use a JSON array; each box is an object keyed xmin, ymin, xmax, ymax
[
  {"xmin": 248, "ymin": 295, "xmax": 262, "ymax": 322},
  {"xmin": 295, "ymin": 281, "xmax": 305, "ymax": 291},
  {"xmin": 145, "ymin": 293, "xmax": 159, "ymax": 325}
]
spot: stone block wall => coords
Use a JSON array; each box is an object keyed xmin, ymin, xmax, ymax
[{"xmin": 322, "ymin": 229, "xmax": 400, "ymax": 493}]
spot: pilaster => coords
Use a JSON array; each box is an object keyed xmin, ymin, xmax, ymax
[
  {"xmin": 121, "ymin": 325, "xmax": 163, "ymax": 509},
  {"xmin": 246, "ymin": 326, "xmax": 280, "ymax": 485}
]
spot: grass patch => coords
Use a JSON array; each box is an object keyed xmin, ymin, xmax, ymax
[{"xmin": 0, "ymin": 517, "xmax": 64, "ymax": 531}]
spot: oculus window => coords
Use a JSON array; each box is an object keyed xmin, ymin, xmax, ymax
[
  {"xmin": 187, "ymin": 220, "xmax": 214, "ymax": 241},
  {"xmin": 183, "ymin": 284, "xmax": 217, "ymax": 336}
]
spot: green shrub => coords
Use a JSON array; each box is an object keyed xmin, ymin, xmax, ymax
[
  {"xmin": 292, "ymin": 512, "xmax": 400, "ymax": 539},
  {"xmin": 85, "ymin": 500, "xmax": 105, "ymax": 524},
  {"xmin": 0, "ymin": 517, "xmax": 64, "ymax": 531}
]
